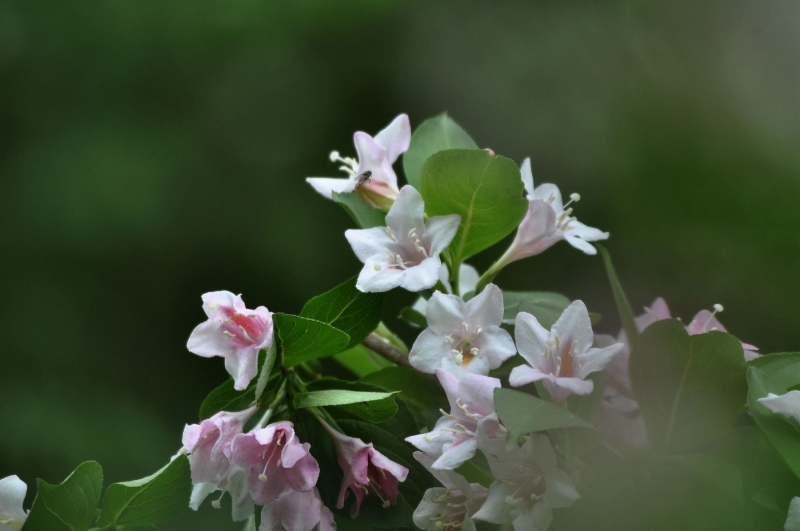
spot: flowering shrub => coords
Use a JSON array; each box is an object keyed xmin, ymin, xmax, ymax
[{"xmin": 4, "ymin": 114, "xmax": 800, "ymax": 531}]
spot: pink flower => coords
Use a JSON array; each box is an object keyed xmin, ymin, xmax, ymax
[
  {"xmin": 633, "ymin": 298, "xmax": 758, "ymax": 361},
  {"xmin": 307, "ymin": 114, "xmax": 411, "ymax": 211},
  {"xmin": 406, "ymin": 369, "xmax": 505, "ymax": 470},
  {"xmin": 187, "ymin": 291, "xmax": 274, "ymax": 390},
  {"xmin": 510, "ymin": 301, "xmax": 623, "ymax": 404},
  {"xmin": 261, "ymin": 487, "xmax": 335, "ymax": 531},
  {"xmin": 231, "ymin": 422, "xmax": 320, "ymax": 505},
  {"xmin": 325, "ymin": 428, "xmax": 409, "ymax": 517},
  {"xmin": 493, "ymin": 158, "xmax": 608, "ymax": 269},
  {"xmin": 182, "ymin": 406, "xmax": 258, "ymax": 485}
]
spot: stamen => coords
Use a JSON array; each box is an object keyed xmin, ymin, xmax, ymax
[
  {"xmin": 329, "ymin": 150, "xmax": 340, "ymax": 162},
  {"xmin": 386, "ymin": 227, "xmax": 397, "ymax": 242},
  {"xmin": 562, "ymin": 193, "xmax": 581, "ymax": 210},
  {"xmin": 211, "ymin": 491, "xmax": 225, "ymax": 509},
  {"xmin": 439, "ymin": 408, "xmax": 457, "ymax": 419},
  {"xmin": 475, "ymin": 326, "xmax": 482, "ymax": 335},
  {"xmin": 470, "ymin": 347, "xmax": 480, "ymax": 356},
  {"xmin": 445, "ymin": 335, "xmax": 454, "ymax": 344}
]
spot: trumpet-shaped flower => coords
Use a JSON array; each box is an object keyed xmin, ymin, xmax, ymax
[
  {"xmin": 190, "ymin": 465, "xmax": 255, "ymax": 522},
  {"xmin": 758, "ymin": 391, "xmax": 800, "ymax": 423},
  {"xmin": 182, "ymin": 406, "xmax": 258, "ymax": 485},
  {"xmin": 494, "ymin": 158, "xmax": 608, "ymax": 268},
  {"xmin": 0, "ymin": 476, "xmax": 27, "ymax": 531},
  {"xmin": 307, "ymin": 114, "xmax": 410, "ymax": 210},
  {"xmin": 409, "ymin": 284, "xmax": 516, "ymax": 377},
  {"xmin": 509, "ymin": 301, "xmax": 623, "ymax": 403},
  {"xmin": 187, "ymin": 291, "xmax": 274, "ymax": 390},
  {"xmin": 261, "ymin": 487, "xmax": 335, "ymax": 531},
  {"xmin": 413, "ymin": 452, "xmax": 488, "ymax": 531},
  {"xmin": 324, "ymin": 427, "xmax": 408, "ymax": 517},
  {"xmin": 231, "ymin": 422, "xmax": 320, "ymax": 505},
  {"xmin": 406, "ymin": 369, "xmax": 505, "ymax": 470},
  {"xmin": 345, "ymin": 186, "xmax": 460, "ymax": 293},
  {"xmin": 473, "ymin": 434, "xmax": 579, "ymax": 531}
]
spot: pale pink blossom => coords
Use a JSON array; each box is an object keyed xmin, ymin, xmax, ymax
[
  {"xmin": 494, "ymin": 158, "xmax": 608, "ymax": 269},
  {"xmin": 307, "ymin": 114, "xmax": 410, "ymax": 211},
  {"xmin": 324, "ymin": 427, "xmax": 408, "ymax": 517},
  {"xmin": 345, "ymin": 186, "xmax": 460, "ymax": 293},
  {"xmin": 633, "ymin": 298, "xmax": 758, "ymax": 361},
  {"xmin": 187, "ymin": 291, "xmax": 274, "ymax": 390},
  {"xmin": 260, "ymin": 487, "xmax": 335, "ymax": 531},
  {"xmin": 409, "ymin": 284, "xmax": 516, "ymax": 377},
  {"xmin": 406, "ymin": 369, "xmax": 505, "ymax": 470},
  {"xmin": 182, "ymin": 406, "xmax": 258, "ymax": 485},
  {"xmin": 0, "ymin": 475, "xmax": 28, "ymax": 531},
  {"xmin": 190, "ymin": 465, "xmax": 255, "ymax": 522},
  {"xmin": 473, "ymin": 433, "xmax": 578, "ymax": 531},
  {"xmin": 510, "ymin": 301, "xmax": 623, "ymax": 403},
  {"xmin": 231, "ymin": 422, "xmax": 320, "ymax": 505},
  {"xmin": 412, "ymin": 452, "xmax": 488, "ymax": 531}
]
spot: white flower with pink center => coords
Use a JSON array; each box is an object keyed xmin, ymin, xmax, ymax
[{"xmin": 187, "ymin": 291, "xmax": 273, "ymax": 390}]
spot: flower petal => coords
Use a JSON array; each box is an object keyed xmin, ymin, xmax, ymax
[
  {"xmin": 476, "ymin": 326, "xmax": 517, "ymax": 369},
  {"xmin": 399, "ymin": 256, "xmax": 441, "ymax": 292},
  {"xmin": 551, "ymin": 300, "xmax": 594, "ymax": 359},
  {"xmin": 409, "ymin": 329, "xmax": 455, "ymax": 374},
  {"xmin": 224, "ymin": 346, "xmax": 260, "ymax": 391},
  {"xmin": 424, "ymin": 214, "xmax": 461, "ymax": 256},
  {"xmin": 758, "ymin": 391, "xmax": 800, "ymax": 424},
  {"xmin": 532, "ymin": 183, "xmax": 563, "ymax": 211},
  {"xmin": 356, "ymin": 258, "xmax": 405, "ymax": 293},
  {"xmin": 426, "ymin": 291, "xmax": 467, "ymax": 334},
  {"xmin": 565, "ymin": 219, "xmax": 609, "ymax": 242},
  {"xmin": 187, "ymin": 320, "xmax": 234, "ymax": 359},
  {"xmin": 345, "ymin": 227, "xmax": 394, "ymax": 263},
  {"xmin": 432, "ymin": 438, "xmax": 478, "ymax": 470},
  {"xmin": 372, "ymin": 114, "xmax": 411, "ymax": 163},
  {"xmin": 466, "ymin": 283, "xmax": 504, "ymax": 328},
  {"xmin": 354, "ymin": 132, "xmax": 388, "ymax": 172},
  {"xmin": 576, "ymin": 343, "xmax": 623, "ymax": 380},
  {"xmin": 386, "ymin": 185, "xmax": 426, "ymax": 240},
  {"xmin": 564, "ymin": 234, "xmax": 598, "ymax": 255},
  {"xmin": 520, "ymin": 157, "xmax": 534, "ymax": 197},
  {"xmin": 514, "ymin": 312, "xmax": 550, "ymax": 371},
  {"xmin": 509, "ymin": 365, "xmax": 551, "ymax": 387},
  {"xmin": 472, "ymin": 481, "xmax": 514, "ymax": 525},
  {"xmin": 306, "ymin": 177, "xmax": 356, "ymax": 199}
]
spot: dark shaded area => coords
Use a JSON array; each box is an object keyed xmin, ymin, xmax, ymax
[{"xmin": 0, "ymin": 1, "xmax": 798, "ymax": 529}]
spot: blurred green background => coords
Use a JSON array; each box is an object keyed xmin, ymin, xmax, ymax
[{"xmin": 1, "ymin": 0, "xmax": 798, "ymax": 529}]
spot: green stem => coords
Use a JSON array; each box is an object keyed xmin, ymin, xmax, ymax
[
  {"xmin": 475, "ymin": 260, "xmax": 504, "ymax": 294},
  {"xmin": 257, "ymin": 379, "xmax": 288, "ymax": 428}
]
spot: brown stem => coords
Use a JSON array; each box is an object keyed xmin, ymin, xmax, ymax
[{"xmin": 362, "ymin": 333, "xmax": 413, "ymax": 368}]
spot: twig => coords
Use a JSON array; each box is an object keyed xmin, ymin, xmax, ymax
[{"xmin": 362, "ymin": 333, "xmax": 413, "ymax": 368}]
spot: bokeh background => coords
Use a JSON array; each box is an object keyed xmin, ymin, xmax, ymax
[{"xmin": 1, "ymin": 1, "xmax": 798, "ymax": 529}]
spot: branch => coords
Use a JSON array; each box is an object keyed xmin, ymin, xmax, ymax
[{"xmin": 362, "ymin": 333, "xmax": 413, "ymax": 368}]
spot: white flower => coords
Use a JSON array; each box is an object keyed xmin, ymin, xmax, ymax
[
  {"xmin": 0, "ymin": 475, "xmax": 28, "ymax": 531},
  {"xmin": 307, "ymin": 114, "xmax": 410, "ymax": 211},
  {"xmin": 412, "ymin": 263, "xmax": 479, "ymax": 315},
  {"xmin": 409, "ymin": 284, "xmax": 516, "ymax": 376},
  {"xmin": 345, "ymin": 185, "xmax": 460, "ymax": 293},
  {"xmin": 509, "ymin": 300, "xmax": 623, "ymax": 404},
  {"xmin": 413, "ymin": 452, "xmax": 488, "ymax": 531},
  {"xmin": 758, "ymin": 391, "xmax": 800, "ymax": 423},
  {"xmin": 406, "ymin": 369, "xmax": 505, "ymax": 470},
  {"xmin": 473, "ymin": 434, "xmax": 579, "ymax": 531},
  {"xmin": 494, "ymin": 158, "xmax": 608, "ymax": 268}
]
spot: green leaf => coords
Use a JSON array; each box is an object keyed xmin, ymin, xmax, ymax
[
  {"xmin": 398, "ymin": 306, "xmax": 427, "ymax": 329},
  {"xmin": 332, "ymin": 192, "xmax": 386, "ymax": 229},
  {"xmin": 501, "ymin": 291, "xmax": 571, "ymax": 329},
  {"xmin": 199, "ymin": 349, "xmax": 273, "ymax": 420},
  {"xmin": 748, "ymin": 366, "xmax": 800, "ymax": 479},
  {"xmin": 362, "ymin": 366, "xmax": 447, "ymax": 418},
  {"xmin": 300, "ymin": 276, "xmax": 386, "ymax": 349},
  {"xmin": 494, "ymin": 388, "xmax": 592, "ymax": 450},
  {"xmin": 274, "ymin": 313, "xmax": 350, "ymax": 367},
  {"xmin": 332, "ymin": 344, "xmax": 394, "ymax": 377},
  {"xmin": 293, "ymin": 389, "xmax": 398, "ymax": 409},
  {"xmin": 419, "ymin": 149, "xmax": 527, "ymax": 262},
  {"xmin": 597, "ymin": 244, "xmax": 638, "ymax": 343},
  {"xmin": 96, "ymin": 455, "xmax": 191, "ymax": 528},
  {"xmin": 402, "ymin": 114, "xmax": 478, "ymax": 188},
  {"xmin": 660, "ymin": 454, "xmax": 743, "ymax": 502},
  {"xmin": 630, "ymin": 319, "xmax": 748, "ymax": 452},
  {"xmin": 306, "ymin": 379, "xmax": 399, "ymax": 423},
  {"xmin": 23, "ymin": 461, "xmax": 103, "ymax": 531},
  {"xmin": 750, "ymin": 352, "xmax": 800, "ymax": 390}
]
